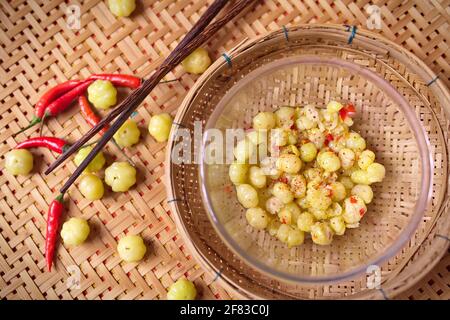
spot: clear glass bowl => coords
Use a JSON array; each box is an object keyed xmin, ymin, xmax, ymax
[{"xmin": 199, "ymin": 55, "xmax": 433, "ymax": 284}]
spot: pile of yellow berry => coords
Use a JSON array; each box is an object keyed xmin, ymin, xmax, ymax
[{"xmin": 230, "ymin": 101, "xmax": 386, "ymax": 247}]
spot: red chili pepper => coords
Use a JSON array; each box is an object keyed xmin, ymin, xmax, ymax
[
  {"xmin": 79, "ymin": 96, "xmax": 108, "ymax": 135},
  {"xmin": 324, "ymin": 133, "xmax": 334, "ymax": 146},
  {"xmin": 339, "ymin": 103, "xmax": 356, "ymax": 120},
  {"xmin": 14, "ymin": 80, "xmax": 84, "ymax": 135},
  {"xmin": 278, "ymin": 176, "xmax": 289, "ymax": 184},
  {"xmin": 45, "ymin": 80, "xmax": 94, "ymax": 117},
  {"xmin": 325, "ymin": 185, "xmax": 333, "ymax": 197},
  {"xmin": 45, "ymin": 193, "xmax": 64, "ymax": 271},
  {"xmin": 346, "ymin": 104, "xmax": 356, "ymax": 116},
  {"xmin": 359, "ymin": 208, "xmax": 366, "ymax": 217},
  {"xmin": 15, "ymin": 137, "xmax": 69, "ymax": 154},
  {"xmin": 88, "ymin": 74, "xmax": 141, "ymax": 89},
  {"xmin": 224, "ymin": 185, "xmax": 233, "ymax": 193},
  {"xmin": 350, "ymin": 196, "xmax": 357, "ymax": 204},
  {"xmin": 36, "ymin": 80, "xmax": 84, "ymax": 117}
]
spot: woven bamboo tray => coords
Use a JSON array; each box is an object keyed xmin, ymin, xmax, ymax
[{"xmin": 0, "ymin": 0, "xmax": 449, "ymax": 300}]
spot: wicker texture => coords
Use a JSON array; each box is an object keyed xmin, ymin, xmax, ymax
[{"xmin": 0, "ymin": 0, "xmax": 449, "ymax": 300}]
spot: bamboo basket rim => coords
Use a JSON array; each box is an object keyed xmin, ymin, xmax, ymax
[{"xmin": 165, "ymin": 24, "xmax": 450, "ymax": 299}]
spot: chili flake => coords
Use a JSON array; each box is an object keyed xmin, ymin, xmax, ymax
[
  {"xmin": 278, "ymin": 176, "xmax": 289, "ymax": 184},
  {"xmin": 324, "ymin": 133, "xmax": 334, "ymax": 146},
  {"xmin": 339, "ymin": 104, "xmax": 356, "ymax": 120}
]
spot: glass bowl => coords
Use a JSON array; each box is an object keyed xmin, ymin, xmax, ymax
[{"xmin": 199, "ymin": 55, "xmax": 433, "ymax": 284}]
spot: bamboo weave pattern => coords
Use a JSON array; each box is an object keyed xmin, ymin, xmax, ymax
[{"xmin": 0, "ymin": 0, "xmax": 449, "ymax": 300}]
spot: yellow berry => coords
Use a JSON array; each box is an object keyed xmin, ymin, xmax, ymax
[
  {"xmin": 283, "ymin": 202, "xmax": 301, "ymax": 223},
  {"xmin": 61, "ymin": 218, "xmax": 90, "ymax": 246},
  {"xmin": 87, "ymin": 80, "xmax": 117, "ymax": 110},
  {"xmin": 270, "ymin": 129, "xmax": 289, "ymax": 148},
  {"xmin": 330, "ymin": 182, "xmax": 347, "ymax": 202},
  {"xmin": 317, "ymin": 151, "xmax": 341, "ymax": 172},
  {"xmin": 287, "ymin": 131, "xmax": 298, "ymax": 145},
  {"xmin": 367, "ymin": 163, "xmax": 386, "ymax": 183},
  {"xmin": 327, "ymin": 202, "xmax": 343, "ymax": 218},
  {"xmin": 338, "ymin": 148, "xmax": 355, "ymax": 169},
  {"xmin": 339, "ymin": 176, "xmax": 354, "ymax": 190},
  {"xmin": 351, "ymin": 170, "xmax": 370, "ymax": 185},
  {"xmin": 228, "ymin": 162, "xmax": 248, "ymax": 185},
  {"xmin": 276, "ymin": 224, "xmax": 290, "ymax": 243},
  {"xmin": 265, "ymin": 196, "xmax": 284, "ymax": 215},
  {"xmin": 278, "ymin": 207, "xmax": 292, "ymax": 225},
  {"xmin": 79, "ymin": 173, "xmax": 104, "ymax": 200},
  {"xmin": 310, "ymin": 207, "xmax": 328, "ymax": 220},
  {"xmin": 308, "ymin": 128, "xmax": 326, "ymax": 149},
  {"xmin": 267, "ymin": 218, "xmax": 281, "ymax": 236},
  {"xmin": 326, "ymin": 100, "xmax": 344, "ymax": 113},
  {"xmin": 300, "ymin": 142, "xmax": 317, "ymax": 162},
  {"xmin": 303, "ymin": 167, "xmax": 322, "ymax": 183},
  {"xmin": 5, "ymin": 149, "xmax": 33, "ymax": 175},
  {"xmin": 276, "ymin": 153, "xmax": 302, "ymax": 174},
  {"xmin": 297, "ymin": 212, "xmax": 315, "ymax": 232},
  {"xmin": 351, "ymin": 184, "xmax": 373, "ymax": 204},
  {"xmin": 275, "ymin": 107, "xmax": 296, "ymax": 129},
  {"xmin": 329, "ymin": 216, "xmax": 346, "ymax": 236},
  {"xmin": 287, "ymin": 228, "xmax": 304, "ymax": 247},
  {"xmin": 310, "ymin": 222, "xmax": 333, "ymax": 245},
  {"xmin": 346, "ymin": 132, "xmax": 366, "ymax": 151},
  {"xmin": 236, "ymin": 184, "xmax": 259, "ymax": 208},
  {"xmin": 108, "ymin": 0, "xmax": 136, "ymax": 17},
  {"xmin": 358, "ymin": 150, "xmax": 375, "ymax": 170},
  {"xmin": 272, "ymin": 182, "xmax": 294, "ymax": 204},
  {"xmin": 306, "ymin": 187, "xmax": 332, "ymax": 210},
  {"xmin": 117, "ymin": 235, "xmax": 147, "ymax": 262},
  {"xmin": 104, "ymin": 161, "xmax": 137, "ymax": 192},
  {"xmin": 289, "ymin": 175, "xmax": 306, "ymax": 198},
  {"xmin": 296, "ymin": 196, "xmax": 310, "ymax": 209},
  {"xmin": 343, "ymin": 195, "xmax": 366, "ymax": 224},
  {"xmin": 74, "ymin": 146, "xmax": 106, "ymax": 173},
  {"xmin": 148, "ymin": 113, "xmax": 173, "ymax": 142},
  {"xmin": 181, "ymin": 48, "xmax": 211, "ymax": 74},
  {"xmin": 167, "ymin": 279, "xmax": 197, "ymax": 300},
  {"xmin": 296, "ymin": 116, "xmax": 316, "ymax": 130},
  {"xmin": 113, "ymin": 119, "xmax": 140, "ymax": 147},
  {"xmin": 248, "ymin": 166, "xmax": 267, "ymax": 188},
  {"xmin": 253, "ymin": 112, "xmax": 277, "ymax": 130},
  {"xmin": 246, "ymin": 207, "xmax": 269, "ymax": 229}
]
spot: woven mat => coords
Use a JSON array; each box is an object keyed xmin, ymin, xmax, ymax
[{"xmin": 0, "ymin": 0, "xmax": 448, "ymax": 300}]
